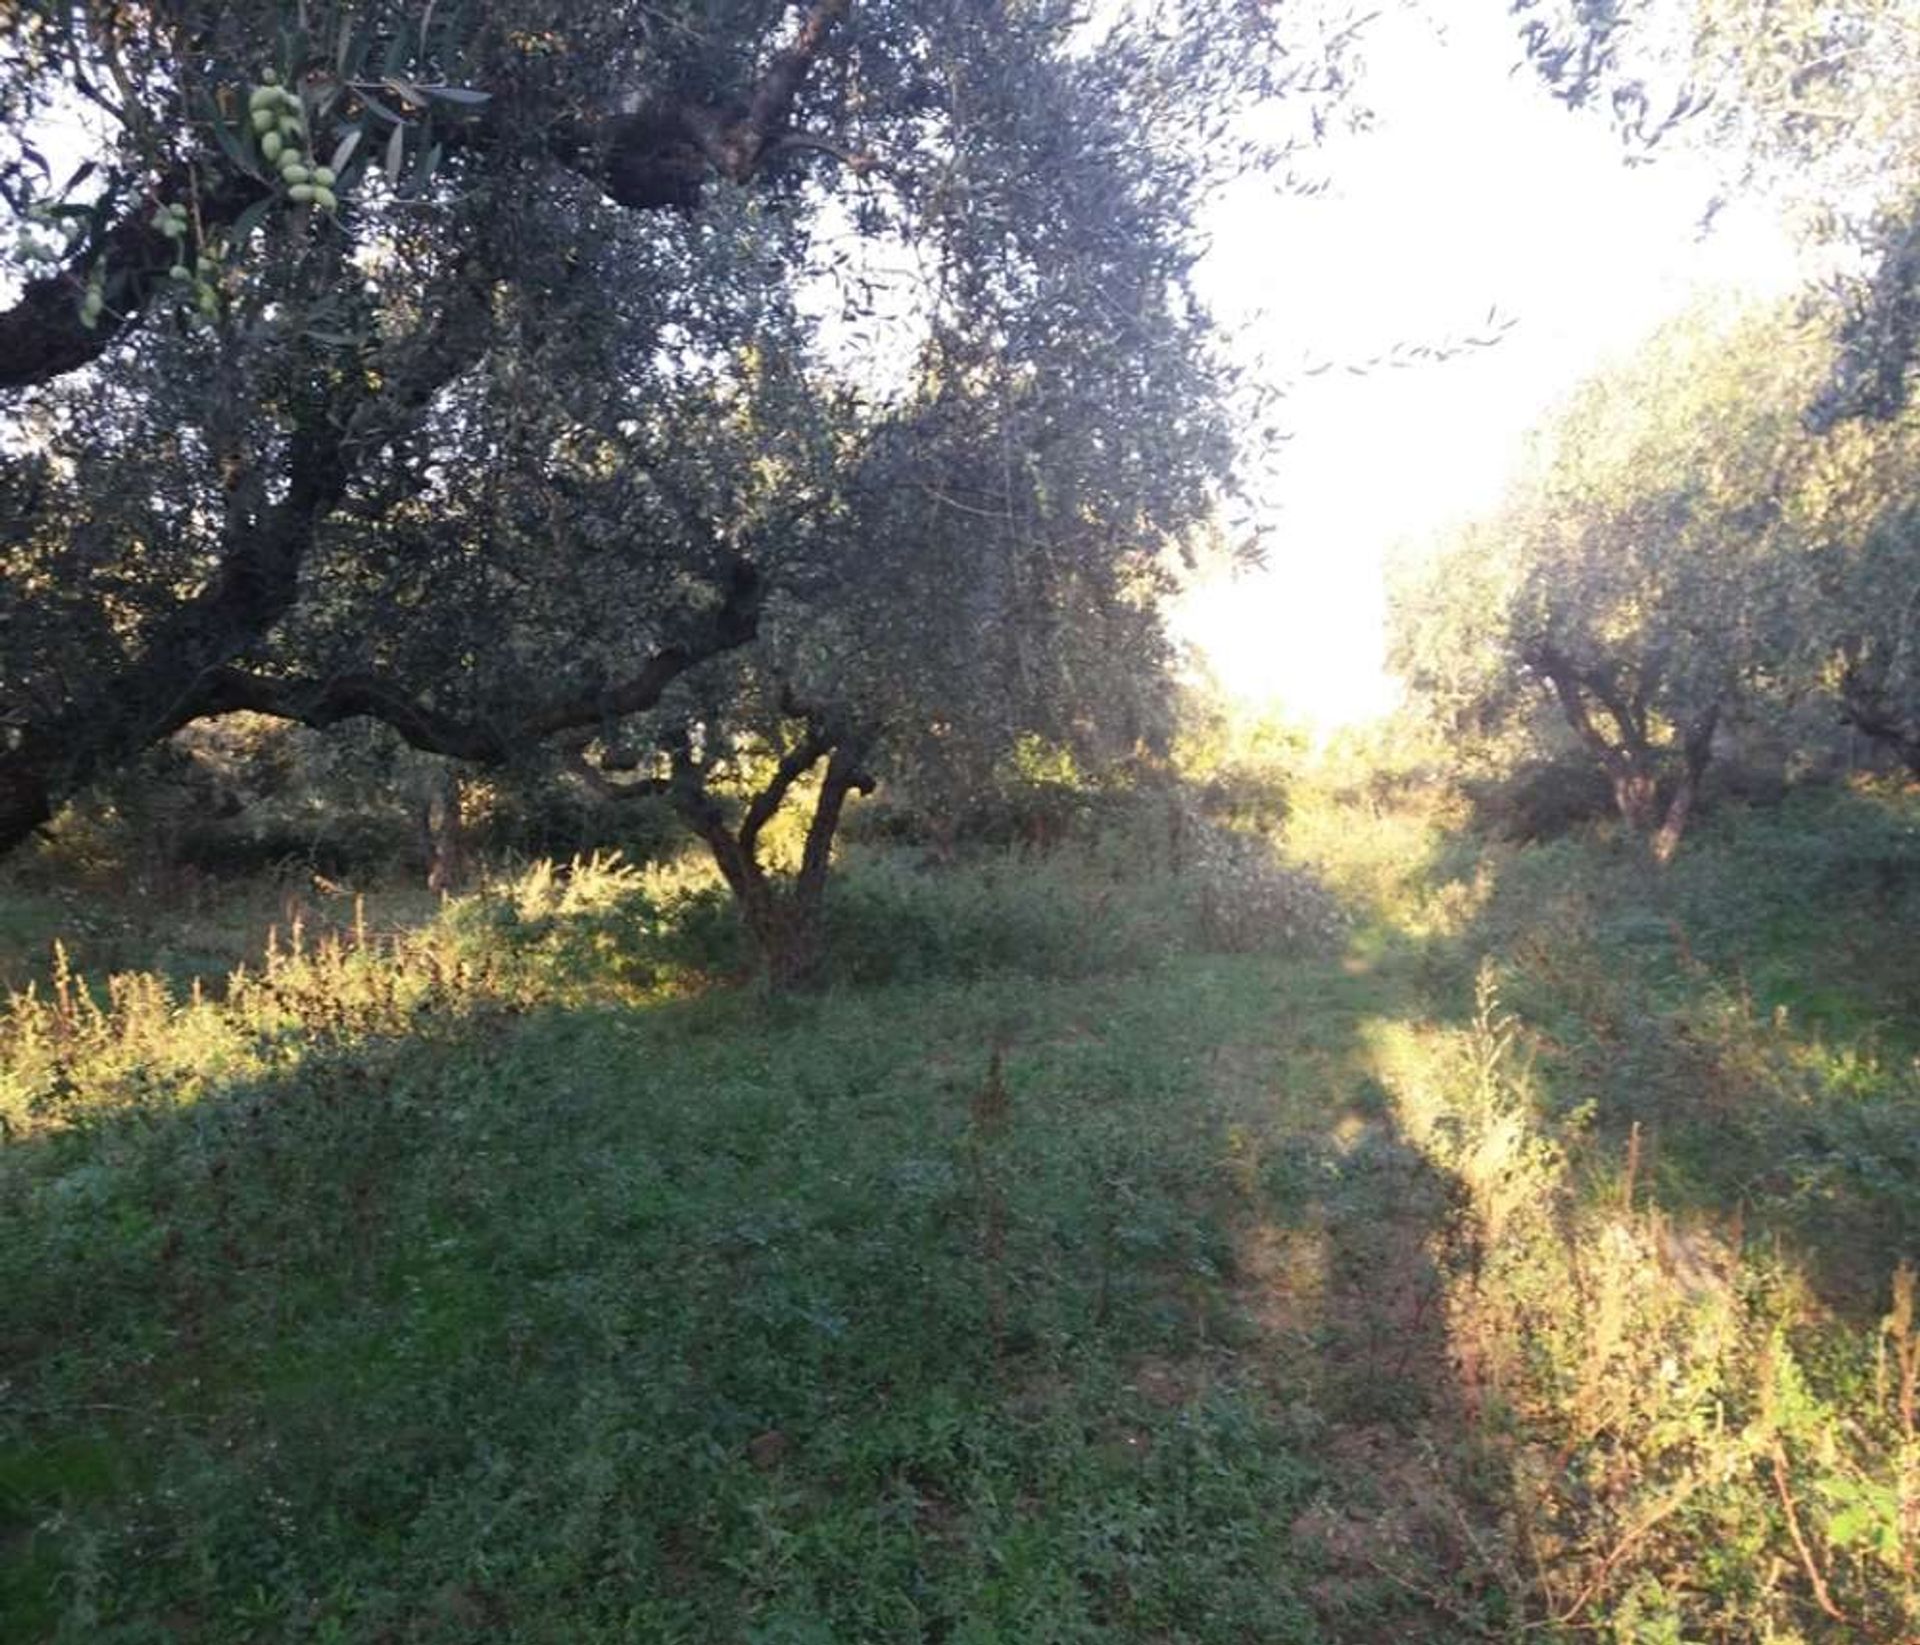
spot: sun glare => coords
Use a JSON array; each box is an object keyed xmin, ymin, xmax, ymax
[{"xmin": 1178, "ymin": 2, "xmax": 1806, "ymax": 731}]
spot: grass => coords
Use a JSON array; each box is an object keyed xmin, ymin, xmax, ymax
[
  {"xmin": 2, "ymin": 960, "xmax": 1341, "ymax": 1641},
  {"xmin": 1, "ymin": 786, "xmax": 1916, "ymax": 1640}
]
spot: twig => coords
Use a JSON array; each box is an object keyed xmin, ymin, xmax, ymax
[
  {"xmin": 1529, "ymin": 1466, "xmax": 1711, "ymax": 1630},
  {"xmin": 1771, "ymin": 1437, "xmax": 1854, "ymax": 1630}
]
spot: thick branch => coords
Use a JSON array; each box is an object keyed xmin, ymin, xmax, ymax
[
  {"xmin": 1524, "ymin": 640, "xmax": 1636, "ymax": 778},
  {"xmin": 1839, "ymin": 660, "xmax": 1920, "ymax": 777},
  {"xmin": 523, "ymin": 560, "xmax": 762, "ymax": 736},
  {"xmin": 597, "ymin": 0, "xmax": 853, "ymax": 206},
  {"xmin": 662, "ymin": 730, "xmax": 758, "ymax": 904},
  {"xmin": 186, "ymin": 559, "xmax": 762, "ymax": 765},
  {"xmin": 191, "ymin": 668, "xmax": 514, "ymax": 763},
  {"xmin": 1651, "ymin": 701, "xmax": 1720, "ymax": 865},
  {"xmin": 738, "ymin": 726, "xmax": 834, "ymax": 860},
  {"xmin": 797, "ymin": 739, "xmax": 876, "ymax": 899},
  {"xmin": 744, "ymin": 0, "xmax": 852, "ymax": 159}
]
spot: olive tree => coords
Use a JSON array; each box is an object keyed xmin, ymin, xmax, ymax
[
  {"xmin": 0, "ymin": 0, "xmax": 1363, "ymax": 874},
  {"xmin": 1392, "ymin": 303, "xmax": 1840, "ymax": 859}
]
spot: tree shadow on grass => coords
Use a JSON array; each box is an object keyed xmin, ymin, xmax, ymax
[
  {"xmin": 0, "ymin": 955, "xmax": 1500, "ymax": 1644},
  {"xmin": 1218, "ymin": 975, "xmax": 1522, "ymax": 1644}
]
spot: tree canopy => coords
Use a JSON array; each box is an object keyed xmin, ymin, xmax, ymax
[
  {"xmin": 0, "ymin": 0, "xmax": 1360, "ymax": 971},
  {"xmin": 1514, "ymin": 0, "xmax": 1920, "ymax": 425},
  {"xmin": 1389, "ymin": 297, "xmax": 1920, "ymax": 856}
]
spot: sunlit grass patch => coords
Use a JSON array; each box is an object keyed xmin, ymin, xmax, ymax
[{"xmin": 0, "ymin": 854, "xmax": 719, "ymax": 1139}]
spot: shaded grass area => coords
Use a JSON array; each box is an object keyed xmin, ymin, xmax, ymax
[
  {"xmin": 2, "ymin": 948, "xmax": 1428, "ymax": 1643},
  {"xmin": 1432, "ymin": 785, "xmax": 1920, "ymax": 1316}
]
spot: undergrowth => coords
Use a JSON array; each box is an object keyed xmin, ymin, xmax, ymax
[{"xmin": 1, "ymin": 786, "xmax": 1916, "ymax": 1640}]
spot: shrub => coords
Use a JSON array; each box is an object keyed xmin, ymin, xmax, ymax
[
  {"xmin": 1463, "ymin": 753, "xmax": 1617, "ymax": 842},
  {"xmin": 1178, "ymin": 821, "xmax": 1347, "ymax": 955}
]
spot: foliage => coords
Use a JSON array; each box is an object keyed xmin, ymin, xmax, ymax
[
  {"xmin": 1515, "ymin": 0, "xmax": 1920, "ymax": 425},
  {"xmin": 0, "ymin": 0, "xmax": 1356, "ymax": 934},
  {"xmin": 1172, "ymin": 687, "xmax": 1304, "ymax": 838},
  {"xmin": 1390, "ymin": 297, "xmax": 1920, "ymax": 856}
]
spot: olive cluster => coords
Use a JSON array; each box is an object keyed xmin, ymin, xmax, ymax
[
  {"xmin": 147, "ymin": 200, "xmax": 223, "ymax": 322},
  {"xmin": 7, "ymin": 203, "xmax": 107, "ymax": 332},
  {"xmin": 248, "ymin": 70, "xmax": 340, "ymax": 212},
  {"xmin": 78, "ymin": 266, "xmax": 106, "ymax": 330}
]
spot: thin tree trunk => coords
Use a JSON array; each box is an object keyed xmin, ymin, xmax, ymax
[
  {"xmin": 1650, "ymin": 706, "xmax": 1719, "ymax": 866},
  {"xmin": 421, "ymin": 768, "xmax": 469, "ymax": 894},
  {"xmin": 1611, "ymin": 765, "xmax": 1660, "ymax": 833},
  {"xmin": 0, "ymin": 745, "xmax": 55, "ymax": 855},
  {"xmin": 767, "ymin": 744, "xmax": 871, "ymax": 990},
  {"xmin": 1650, "ymin": 776, "xmax": 1697, "ymax": 866},
  {"xmin": 667, "ymin": 726, "xmax": 872, "ymax": 993}
]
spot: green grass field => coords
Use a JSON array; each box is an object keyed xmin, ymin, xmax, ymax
[{"xmin": 2, "ymin": 787, "xmax": 1916, "ymax": 1641}]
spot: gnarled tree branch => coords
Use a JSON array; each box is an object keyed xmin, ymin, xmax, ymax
[{"xmin": 181, "ymin": 557, "xmax": 763, "ymax": 768}]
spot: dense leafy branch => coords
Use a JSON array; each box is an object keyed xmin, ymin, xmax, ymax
[
  {"xmin": 1, "ymin": 0, "xmax": 1342, "ymax": 986},
  {"xmin": 0, "ymin": 0, "xmax": 857, "ymax": 391}
]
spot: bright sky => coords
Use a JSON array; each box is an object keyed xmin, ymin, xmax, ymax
[{"xmin": 1175, "ymin": 1, "xmax": 1805, "ymax": 730}]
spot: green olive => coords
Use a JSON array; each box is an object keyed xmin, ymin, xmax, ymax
[
  {"xmin": 289, "ymin": 183, "xmax": 317, "ymax": 204},
  {"xmin": 313, "ymin": 187, "xmax": 338, "ymax": 212},
  {"xmin": 262, "ymin": 130, "xmax": 284, "ymax": 162},
  {"xmin": 249, "ymin": 85, "xmax": 277, "ymax": 112},
  {"xmin": 311, "ymin": 167, "xmax": 336, "ymax": 188}
]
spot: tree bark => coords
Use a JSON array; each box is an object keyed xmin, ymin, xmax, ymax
[
  {"xmin": 657, "ymin": 717, "xmax": 873, "ymax": 992},
  {"xmin": 1839, "ymin": 664, "xmax": 1920, "ymax": 780},
  {"xmin": 774, "ymin": 743, "xmax": 874, "ymax": 989},
  {"xmin": 1526, "ymin": 640, "xmax": 1722, "ymax": 857},
  {"xmin": 0, "ymin": 389, "xmax": 354, "ymax": 856},
  {"xmin": 1611, "ymin": 765, "xmax": 1660, "ymax": 833},
  {"xmin": 1650, "ymin": 705, "xmax": 1719, "ymax": 866},
  {"xmin": 0, "ymin": 749, "xmax": 54, "ymax": 853},
  {"xmin": 421, "ymin": 767, "xmax": 469, "ymax": 894}
]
